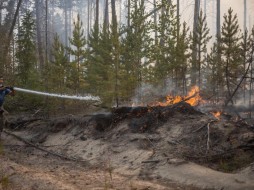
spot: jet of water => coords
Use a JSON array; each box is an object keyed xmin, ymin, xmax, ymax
[{"xmin": 13, "ymin": 87, "xmax": 100, "ymax": 101}]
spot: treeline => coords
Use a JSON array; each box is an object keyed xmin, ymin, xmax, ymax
[{"xmin": 0, "ymin": 0, "xmax": 254, "ymax": 108}]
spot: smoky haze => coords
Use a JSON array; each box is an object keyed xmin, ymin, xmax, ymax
[{"xmin": 176, "ymin": 0, "xmax": 253, "ymax": 36}]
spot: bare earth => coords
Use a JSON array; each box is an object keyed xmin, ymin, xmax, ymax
[
  {"xmin": 0, "ymin": 133, "xmax": 194, "ymax": 190},
  {"xmin": 1, "ymin": 107, "xmax": 254, "ymax": 190}
]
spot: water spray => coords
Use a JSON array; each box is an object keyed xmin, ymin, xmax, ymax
[{"xmin": 13, "ymin": 87, "xmax": 100, "ymax": 101}]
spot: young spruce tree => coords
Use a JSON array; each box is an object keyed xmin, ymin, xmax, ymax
[
  {"xmin": 121, "ymin": 0, "xmax": 153, "ymax": 103},
  {"xmin": 190, "ymin": 10, "xmax": 212, "ymax": 89},
  {"xmin": 16, "ymin": 10, "xmax": 38, "ymax": 88},
  {"xmin": 68, "ymin": 14, "xmax": 86, "ymax": 94},
  {"xmin": 221, "ymin": 8, "xmax": 242, "ymax": 100},
  {"xmin": 151, "ymin": 0, "xmax": 178, "ymax": 90},
  {"xmin": 86, "ymin": 15, "xmax": 115, "ymax": 106},
  {"xmin": 49, "ymin": 34, "xmax": 68, "ymax": 93}
]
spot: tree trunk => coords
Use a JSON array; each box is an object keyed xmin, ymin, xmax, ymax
[
  {"xmin": 0, "ymin": 1, "xmax": 3, "ymax": 26},
  {"xmin": 45, "ymin": 0, "xmax": 48, "ymax": 62},
  {"xmin": 104, "ymin": 0, "xmax": 109, "ymax": 30},
  {"xmin": 87, "ymin": 0, "xmax": 90, "ymax": 40},
  {"xmin": 127, "ymin": 0, "xmax": 130, "ymax": 28},
  {"xmin": 35, "ymin": 0, "xmax": 45, "ymax": 71},
  {"xmin": 216, "ymin": 0, "xmax": 221, "ymax": 38},
  {"xmin": 244, "ymin": 0, "xmax": 247, "ymax": 30},
  {"xmin": 191, "ymin": 0, "xmax": 200, "ymax": 86},
  {"xmin": 2, "ymin": 0, "xmax": 23, "ymax": 76},
  {"xmin": 64, "ymin": 0, "xmax": 68, "ymax": 47},
  {"xmin": 204, "ymin": 0, "xmax": 206, "ymax": 15},
  {"xmin": 159, "ymin": 0, "xmax": 171, "ymax": 47},
  {"xmin": 177, "ymin": 0, "xmax": 180, "ymax": 40},
  {"xmin": 153, "ymin": 0, "xmax": 157, "ymax": 45},
  {"xmin": 95, "ymin": 0, "xmax": 99, "ymax": 29},
  {"xmin": 111, "ymin": 0, "xmax": 119, "ymax": 107}
]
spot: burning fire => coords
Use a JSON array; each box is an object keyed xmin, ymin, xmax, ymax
[
  {"xmin": 212, "ymin": 111, "xmax": 221, "ymax": 119},
  {"xmin": 157, "ymin": 86, "xmax": 204, "ymax": 107}
]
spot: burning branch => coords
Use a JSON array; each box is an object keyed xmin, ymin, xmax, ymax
[{"xmin": 155, "ymin": 86, "xmax": 204, "ymax": 107}]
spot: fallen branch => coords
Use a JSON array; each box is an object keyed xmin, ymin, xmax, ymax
[
  {"xmin": 167, "ymin": 140, "xmax": 180, "ymax": 145},
  {"xmin": 184, "ymin": 150, "xmax": 234, "ymax": 160},
  {"xmin": 144, "ymin": 134, "xmax": 157, "ymax": 150},
  {"xmin": 192, "ymin": 120, "xmax": 217, "ymax": 133},
  {"xmin": 141, "ymin": 160, "xmax": 161, "ymax": 163},
  {"xmin": 171, "ymin": 92, "xmax": 199, "ymax": 108},
  {"xmin": 3, "ymin": 129, "xmax": 85, "ymax": 162},
  {"xmin": 8, "ymin": 118, "xmax": 43, "ymax": 126},
  {"xmin": 206, "ymin": 122, "xmax": 211, "ymax": 154}
]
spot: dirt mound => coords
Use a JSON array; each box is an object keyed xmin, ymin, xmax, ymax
[{"xmin": 2, "ymin": 103, "xmax": 254, "ymax": 189}]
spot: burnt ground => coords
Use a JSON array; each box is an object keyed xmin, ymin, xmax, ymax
[{"xmin": 1, "ymin": 102, "xmax": 254, "ymax": 190}]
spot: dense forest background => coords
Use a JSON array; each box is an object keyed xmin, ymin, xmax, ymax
[{"xmin": 0, "ymin": 0, "xmax": 253, "ymax": 114}]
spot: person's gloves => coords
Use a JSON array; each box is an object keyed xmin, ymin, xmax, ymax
[{"xmin": 6, "ymin": 86, "xmax": 15, "ymax": 96}]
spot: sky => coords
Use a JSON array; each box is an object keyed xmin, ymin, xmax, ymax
[{"xmin": 177, "ymin": 0, "xmax": 254, "ymax": 34}]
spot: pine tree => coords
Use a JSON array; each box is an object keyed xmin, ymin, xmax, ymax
[
  {"xmin": 206, "ymin": 42, "xmax": 222, "ymax": 96},
  {"xmin": 175, "ymin": 22, "xmax": 190, "ymax": 94},
  {"xmin": 121, "ymin": 0, "xmax": 153, "ymax": 103},
  {"xmin": 221, "ymin": 8, "xmax": 242, "ymax": 101},
  {"xmin": 85, "ymin": 15, "xmax": 115, "ymax": 106},
  {"xmin": 68, "ymin": 14, "xmax": 87, "ymax": 94},
  {"xmin": 111, "ymin": 0, "xmax": 120, "ymax": 106},
  {"xmin": 240, "ymin": 30, "xmax": 251, "ymax": 103},
  {"xmin": 16, "ymin": 10, "xmax": 38, "ymax": 88},
  {"xmin": 191, "ymin": 0, "xmax": 200, "ymax": 85},
  {"xmin": 151, "ymin": 0, "xmax": 178, "ymax": 87},
  {"xmin": 0, "ymin": 0, "xmax": 16, "ymax": 77},
  {"xmin": 190, "ymin": 10, "xmax": 212, "ymax": 88},
  {"xmin": 49, "ymin": 34, "xmax": 68, "ymax": 93}
]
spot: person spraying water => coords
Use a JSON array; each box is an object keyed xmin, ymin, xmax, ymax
[
  {"xmin": 0, "ymin": 77, "xmax": 15, "ymax": 139},
  {"xmin": 0, "ymin": 79, "xmax": 100, "ymax": 139}
]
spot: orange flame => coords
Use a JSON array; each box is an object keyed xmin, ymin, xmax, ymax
[
  {"xmin": 212, "ymin": 111, "xmax": 221, "ymax": 119},
  {"xmin": 157, "ymin": 86, "xmax": 203, "ymax": 107}
]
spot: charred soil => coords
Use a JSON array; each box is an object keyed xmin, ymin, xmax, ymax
[{"xmin": 1, "ymin": 102, "xmax": 254, "ymax": 190}]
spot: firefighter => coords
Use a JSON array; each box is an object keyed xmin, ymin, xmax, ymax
[{"xmin": 0, "ymin": 77, "xmax": 15, "ymax": 139}]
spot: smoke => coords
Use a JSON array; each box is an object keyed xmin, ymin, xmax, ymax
[{"xmin": 131, "ymin": 79, "xmax": 181, "ymax": 105}]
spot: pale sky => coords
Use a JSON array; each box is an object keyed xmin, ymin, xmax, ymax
[{"xmin": 174, "ymin": 0, "xmax": 253, "ymax": 35}]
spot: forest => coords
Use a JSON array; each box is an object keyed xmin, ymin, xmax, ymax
[
  {"xmin": 2, "ymin": 1, "xmax": 254, "ymax": 189},
  {"xmin": 0, "ymin": 0, "xmax": 253, "ymax": 111}
]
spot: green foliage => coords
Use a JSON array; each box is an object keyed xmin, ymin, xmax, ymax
[
  {"xmin": 150, "ymin": 0, "xmax": 178, "ymax": 83},
  {"xmin": 221, "ymin": 8, "xmax": 242, "ymax": 97},
  {"xmin": 190, "ymin": 10, "xmax": 212, "ymax": 88},
  {"xmin": 0, "ymin": 176, "xmax": 10, "ymax": 189},
  {"xmin": 86, "ymin": 20, "xmax": 115, "ymax": 106},
  {"xmin": 0, "ymin": 0, "xmax": 15, "ymax": 74},
  {"xmin": 206, "ymin": 42, "xmax": 223, "ymax": 95},
  {"xmin": 218, "ymin": 152, "xmax": 252, "ymax": 172},
  {"xmin": 15, "ymin": 10, "xmax": 38, "ymax": 88},
  {"xmin": 173, "ymin": 22, "xmax": 190, "ymax": 94},
  {"xmin": 3, "ymin": 2, "xmax": 251, "ymax": 108},
  {"xmin": 120, "ymin": 0, "xmax": 153, "ymax": 102},
  {"xmin": 0, "ymin": 142, "xmax": 3, "ymax": 154},
  {"xmin": 49, "ymin": 34, "xmax": 69, "ymax": 93},
  {"xmin": 68, "ymin": 14, "xmax": 87, "ymax": 93}
]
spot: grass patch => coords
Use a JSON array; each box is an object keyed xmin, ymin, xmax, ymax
[
  {"xmin": 0, "ymin": 176, "xmax": 10, "ymax": 189},
  {"xmin": 218, "ymin": 151, "xmax": 253, "ymax": 172},
  {"xmin": 0, "ymin": 142, "xmax": 3, "ymax": 154}
]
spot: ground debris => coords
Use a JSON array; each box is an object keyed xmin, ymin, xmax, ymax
[{"xmin": 2, "ymin": 102, "xmax": 254, "ymax": 189}]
